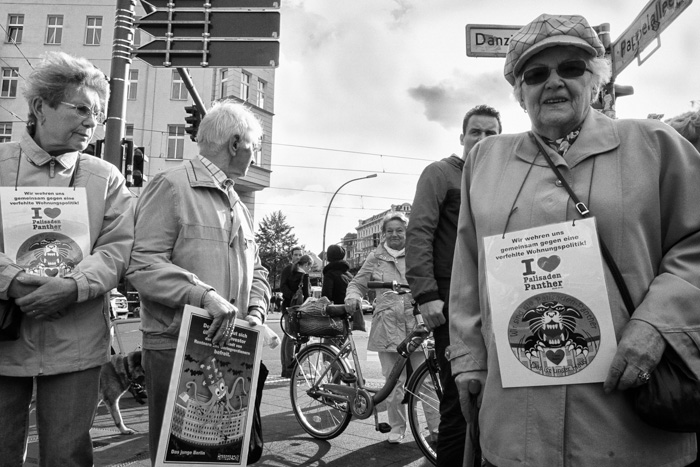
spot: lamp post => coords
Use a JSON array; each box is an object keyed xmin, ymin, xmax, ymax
[{"xmin": 322, "ymin": 174, "xmax": 378, "ymax": 266}]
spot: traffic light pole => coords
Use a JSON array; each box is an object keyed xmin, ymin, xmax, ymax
[
  {"xmin": 104, "ymin": 0, "xmax": 136, "ymax": 169},
  {"xmin": 177, "ymin": 68, "xmax": 207, "ymax": 117}
]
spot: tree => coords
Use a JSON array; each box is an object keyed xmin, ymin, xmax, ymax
[{"xmin": 255, "ymin": 211, "xmax": 301, "ymax": 290}]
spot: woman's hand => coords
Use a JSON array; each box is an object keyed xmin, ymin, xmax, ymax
[
  {"xmin": 15, "ymin": 276, "xmax": 78, "ymax": 319},
  {"xmin": 344, "ymin": 298, "xmax": 361, "ymax": 314},
  {"xmin": 603, "ymin": 319, "xmax": 666, "ymax": 393},
  {"xmin": 7, "ymin": 272, "xmax": 41, "ymax": 299}
]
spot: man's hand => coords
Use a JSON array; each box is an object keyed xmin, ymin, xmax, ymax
[
  {"xmin": 344, "ymin": 298, "xmax": 361, "ymax": 314},
  {"xmin": 202, "ymin": 291, "xmax": 238, "ymax": 346},
  {"xmin": 604, "ymin": 319, "xmax": 665, "ymax": 393},
  {"xmin": 15, "ymin": 276, "xmax": 78, "ymax": 320},
  {"xmin": 419, "ymin": 299, "xmax": 446, "ymax": 330},
  {"xmin": 455, "ymin": 371, "xmax": 486, "ymax": 422}
]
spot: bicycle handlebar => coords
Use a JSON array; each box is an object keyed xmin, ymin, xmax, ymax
[
  {"xmin": 367, "ymin": 281, "xmax": 409, "ymax": 292},
  {"xmin": 325, "ymin": 304, "xmax": 349, "ymax": 317}
]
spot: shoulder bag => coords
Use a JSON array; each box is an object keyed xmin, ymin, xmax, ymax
[{"xmin": 533, "ymin": 134, "xmax": 700, "ymax": 432}]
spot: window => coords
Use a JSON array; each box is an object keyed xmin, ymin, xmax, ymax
[
  {"xmin": 1, "ymin": 68, "xmax": 19, "ymax": 98},
  {"xmin": 220, "ymin": 69, "xmax": 232, "ymax": 99},
  {"xmin": 6, "ymin": 15, "xmax": 23, "ymax": 43},
  {"xmin": 253, "ymin": 134, "xmax": 263, "ymax": 166},
  {"xmin": 167, "ymin": 125, "xmax": 185, "ymax": 159},
  {"xmin": 170, "ymin": 70, "xmax": 188, "ymax": 100},
  {"xmin": 125, "ymin": 124, "xmax": 134, "ymax": 139},
  {"xmin": 257, "ymin": 80, "xmax": 265, "ymax": 108},
  {"xmin": 46, "ymin": 15, "xmax": 63, "ymax": 44},
  {"xmin": 127, "ymin": 69, "xmax": 139, "ymax": 100},
  {"xmin": 240, "ymin": 72, "xmax": 250, "ymax": 101},
  {"xmin": 85, "ymin": 16, "xmax": 102, "ymax": 45},
  {"xmin": 0, "ymin": 122, "xmax": 11, "ymax": 142}
]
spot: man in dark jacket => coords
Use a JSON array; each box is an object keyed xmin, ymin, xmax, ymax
[
  {"xmin": 279, "ymin": 246, "xmax": 303, "ymax": 378},
  {"xmin": 406, "ymin": 104, "xmax": 501, "ymax": 466},
  {"xmin": 321, "ymin": 244, "xmax": 352, "ymax": 304}
]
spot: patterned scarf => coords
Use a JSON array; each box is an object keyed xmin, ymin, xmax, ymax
[{"xmin": 541, "ymin": 126, "xmax": 582, "ymax": 156}]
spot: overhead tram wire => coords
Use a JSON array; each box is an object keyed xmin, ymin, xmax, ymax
[{"xmin": 0, "ymin": 24, "xmax": 35, "ymax": 71}]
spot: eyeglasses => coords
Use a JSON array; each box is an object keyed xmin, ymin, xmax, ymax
[
  {"xmin": 59, "ymin": 102, "xmax": 106, "ymax": 124},
  {"xmin": 521, "ymin": 59, "xmax": 592, "ymax": 86}
]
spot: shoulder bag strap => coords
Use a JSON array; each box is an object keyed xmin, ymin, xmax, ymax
[{"xmin": 529, "ymin": 132, "xmax": 635, "ymax": 315}]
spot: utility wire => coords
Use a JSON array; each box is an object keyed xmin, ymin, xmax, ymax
[{"xmin": 0, "ymin": 24, "xmax": 35, "ymax": 71}]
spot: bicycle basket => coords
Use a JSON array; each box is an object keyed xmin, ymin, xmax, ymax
[{"xmin": 288, "ymin": 299, "xmax": 347, "ymax": 338}]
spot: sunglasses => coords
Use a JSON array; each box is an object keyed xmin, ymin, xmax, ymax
[
  {"xmin": 60, "ymin": 101, "xmax": 106, "ymax": 124},
  {"xmin": 521, "ymin": 59, "xmax": 592, "ymax": 86}
]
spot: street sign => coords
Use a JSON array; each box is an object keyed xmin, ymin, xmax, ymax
[
  {"xmin": 465, "ymin": 24, "xmax": 522, "ymax": 57},
  {"xmin": 135, "ymin": 39, "xmax": 280, "ymax": 67},
  {"xmin": 611, "ymin": 0, "xmax": 693, "ymax": 77},
  {"xmin": 137, "ymin": 10, "xmax": 280, "ymax": 38},
  {"xmin": 141, "ymin": 0, "xmax": 280, "ymax": 9}
]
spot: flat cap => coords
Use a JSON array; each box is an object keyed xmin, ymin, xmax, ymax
[{"xmin": 504, "ymin": 14, "xmax": 605, "ymax": 86}]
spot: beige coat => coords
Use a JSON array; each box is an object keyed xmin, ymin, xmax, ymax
[{"xmin": 449, "ymin": 110, "xmax": 700, "ymax": 467}]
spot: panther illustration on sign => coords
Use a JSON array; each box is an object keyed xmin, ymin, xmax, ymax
[
  {"xmin": 16, "ymin": 233, "xmax": 82, "ymax": 278},
  {"xmin": 522, "ymin": 300, "xmax": 589, "ymax": 361}
]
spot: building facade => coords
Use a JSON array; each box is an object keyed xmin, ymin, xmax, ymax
[{"xmin": 0, "ymin": 0, "xmax": 275, "ymax": 214}]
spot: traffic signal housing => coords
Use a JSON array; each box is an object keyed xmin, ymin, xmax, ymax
[
  {"xmin": 184, "ymin": 105, "xmax": 202, "ymax": 142},
  {"xmin": 132, "ymin": 146, "xmax": 147, "ymax": 187}
]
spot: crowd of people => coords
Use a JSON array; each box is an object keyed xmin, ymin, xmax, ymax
[{"xmin": 2, "ymin": 9, "xmax": 700, "ymax": 466}]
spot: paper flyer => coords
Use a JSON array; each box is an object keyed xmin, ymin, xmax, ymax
[
  {"xmin": 483, "ymin": 218, "xmax": 617, "ymax": 388},
  {"xmin": 0, "ymin": 187, "xmax": 90, "ymax": 276},
  {"xmin": 155, "ymin": 305, "xmax": 263, "ymax": 466}
]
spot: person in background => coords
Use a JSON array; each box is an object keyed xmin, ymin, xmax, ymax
[
  {"xmin": 279, "ymin": 246, "xmax": 304, "ymax": 378},
  {"xmin": 345, "ymin": 211, "xmax": 432, "ymax": 444},
  {"xmin": 322, "ymin": 244, "xmax": 352, "ymax": 304},
  {"xmin": 406, "ymin": 104, "xmax": 501, "ymax": 466},
  {"xmin": 126, "ymin": 100, "xmax": 270, "ymax": 465},
  {"xmin": 449, "ymin": 14, "xmax": 700, "ymax": 466},
  {"xmin": 0, "ymin": 51, "xmax": 134, "ymax": 466}
]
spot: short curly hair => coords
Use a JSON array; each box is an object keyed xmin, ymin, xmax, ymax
[{"xmin": 665, "ymin": 109, "xmax": 700, "ymax": 148}]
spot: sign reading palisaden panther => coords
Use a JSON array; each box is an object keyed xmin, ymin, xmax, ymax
[
  {"xmin": 483, "ymin": 218, "xmax": 617, "ymax": 388},
  {"xmin": 0, "ymin": 187, "xmax": 90, "ymax": 277}
]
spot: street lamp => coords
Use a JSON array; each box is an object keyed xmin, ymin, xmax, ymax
[{"xmin": 322, "ymin": 174, "xmax": 378, "ymax": 266}]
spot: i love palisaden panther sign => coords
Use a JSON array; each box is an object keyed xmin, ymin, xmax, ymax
[
  {"xmin": 0, "ymin": 187, "xmax": 89, "ymax": 278},
  {"xmin": 483, "ymin": 218, "xmax": 617, "ymax": 388}
]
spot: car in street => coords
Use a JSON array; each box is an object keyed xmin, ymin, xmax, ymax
[
  {"xmin": 362, "ymin": 299, "xmax": 374, "ymax": 314},
  {"xmin": 109, "ymin": 288, "xmax": 129, "ymax": 320}
]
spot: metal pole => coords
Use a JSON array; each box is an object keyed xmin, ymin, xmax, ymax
[
  {"xmin": 104, "ymin": 0, "xmax": 136, "ymax": 168},
  {"xmin": 177, "ymin": 68, "xmax": 207, "ymax": 117},
  {"xmin": 322, "ymin": 174, "xmax": 377, "ymax": 267}
]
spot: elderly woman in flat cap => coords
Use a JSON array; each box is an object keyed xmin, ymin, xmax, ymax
[{"xmin": 448, "ymin": 13, "xmax": 700, "ymax": 467}]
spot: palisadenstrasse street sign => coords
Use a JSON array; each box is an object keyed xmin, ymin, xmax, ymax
[
  {"xmin": 465, "ymin": 24, "xmax": 522, "ymax": 57},
  {"xmin": 136, "ymin": 40, "xmax": 280, "ymax": 67},
  {"xmin": 135, "ymin": 0, "xmax": 280, "ymax": 67},
  {"xmin": 611, "ymin": 0, "xmax": 693, "ymax": 77},
  {"xmin": 137, "ymin": 10, "xmax": 280, "ymax": 38}
]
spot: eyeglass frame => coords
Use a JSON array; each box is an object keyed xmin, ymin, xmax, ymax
[
  {"xmin": 520, "ymin": 59, "xmax": 592, "ymax": 86},
  {"xmin": 59, "ymin": 101, "xmax": 106, "ymax": 124}
]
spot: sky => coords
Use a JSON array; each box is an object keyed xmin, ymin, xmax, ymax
[{"xmin": 254, "ymin": 0, "xmax": 700, "ymax": 256}]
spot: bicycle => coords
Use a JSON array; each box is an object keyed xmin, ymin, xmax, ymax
[{"xmin": 283, "ymin": 281, "xmax": 442, "ymax": 465}]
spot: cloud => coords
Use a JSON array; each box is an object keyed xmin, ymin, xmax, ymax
[{"xmin": 407, "ymin": 70, "xmax": 513, "ymax": 130}]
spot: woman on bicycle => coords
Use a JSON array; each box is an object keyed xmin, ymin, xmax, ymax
[{"xmin": 345, "ymin": 211, "xmax": 424, "ymax": 444}]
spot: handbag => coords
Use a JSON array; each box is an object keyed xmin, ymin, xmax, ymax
[
  {"xmin": 533, "ymin": 133, "xmax": 700, "ymax": 432},
  {"xmin": 247, "ymin": 361, "xmax": 268, "ymax": 464},
  {"xmin": 290, "ymin": 281, "xmax": 304, "ymax": 307},
  {"xmin": 0, "ymin": 298, "xmax": 22, "ymax": 341},
  {"xmin": 288, "ymin": 298, "xmax": 347, "ymax": 338}
]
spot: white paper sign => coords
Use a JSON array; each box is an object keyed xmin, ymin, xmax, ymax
[
  {"xmin": 483, "ymin": 218, "xmax": 617, "ymax": 388},
  {"xmin": 0, "ymin": 187, "xmax": 90, "ymax": 276}
]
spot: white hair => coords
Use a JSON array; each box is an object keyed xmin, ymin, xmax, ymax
[{"xmin": 197, "ymin": 100, "xmax": 263, "ymax": 150}]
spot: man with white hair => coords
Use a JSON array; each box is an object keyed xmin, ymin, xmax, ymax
[{"xmin": 127, "ymin": 100, "xmax": 270, "ymax": 465}]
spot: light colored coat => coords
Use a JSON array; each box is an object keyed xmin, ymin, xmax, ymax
[
  {"xmin": 346, "ymin": 243, "xmax": 415, "ymax": 352},
  {"xmin": 449, "ymin": 109, "xmax": 700, "ymax": 467},
  {"xmin": 0, "ymin": 130, "xmax": 134, "ymax": 376},
  {"xmin": 126, "ymin": 157, "xmax": 269, "ymax": 350}
]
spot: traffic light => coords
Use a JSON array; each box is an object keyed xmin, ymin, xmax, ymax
[
  {"xmin": 121, "ymin": 139, "xmax": 134, "ymax": 186},
  {"xmin": 132, "ymin": 147, "xmax": 147, "ymax": 187},
  {"xmin": 184, "ymin": 105, "xmax": 202, "ymax": 142}
]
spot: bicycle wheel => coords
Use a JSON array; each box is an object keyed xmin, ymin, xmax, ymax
[
  {"xmin": 406, "ymin": 361, "xmax": 441, "ymax": 465},
  {"xmin": 290, "ymin": 343, "xmax": 353, "ymax": 439}
]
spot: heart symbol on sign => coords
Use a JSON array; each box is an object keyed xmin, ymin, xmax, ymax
[
  {"xmin": 545, "ymin": 349, "xmax": 565, "ymax": 365},
  {"xmin": 44, "ymin": 208, "xmax": 61, "ymax": 219},
  {"xmin": 537, "ymin": 255, "xmax": 561, "ymax": 272},
  {"xmin": 44, "ymin": 268, "xmax": 59, "ymax": 277}
]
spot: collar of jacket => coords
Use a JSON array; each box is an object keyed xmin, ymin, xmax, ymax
[
  {"xmin": 374, "ymin": 243, "xmax": 404, "ymax": 262},
  {"xmin": 185, "ymin": 157, "xmax": 226, "ymax": 189},
  {"xmin": 323, "ymin": 260, "xmax": 350, "ymax": 274},
  {"xmin": 446, "ymin": 153, "xmax": 465, "ymax": 169},
  {"xmin": 20, "ymin": 129, "xmax": 79, "ymax": 170},
  {"xmin": 513, "ymin": 109, "xmax": 621, "ymax": 169}
]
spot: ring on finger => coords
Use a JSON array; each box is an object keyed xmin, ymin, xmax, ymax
[{"xmin": 637, "ymin": 371, "xmax": 651, "ymax": 384}]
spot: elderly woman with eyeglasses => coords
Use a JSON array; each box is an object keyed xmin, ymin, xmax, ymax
[
  {"xmin": 448, "ymin": 14, "xmax": 700, "ymax": 467},
  {"xmin": 0, "ymin": 52, "xmax": 133, "ymax": 466}
]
